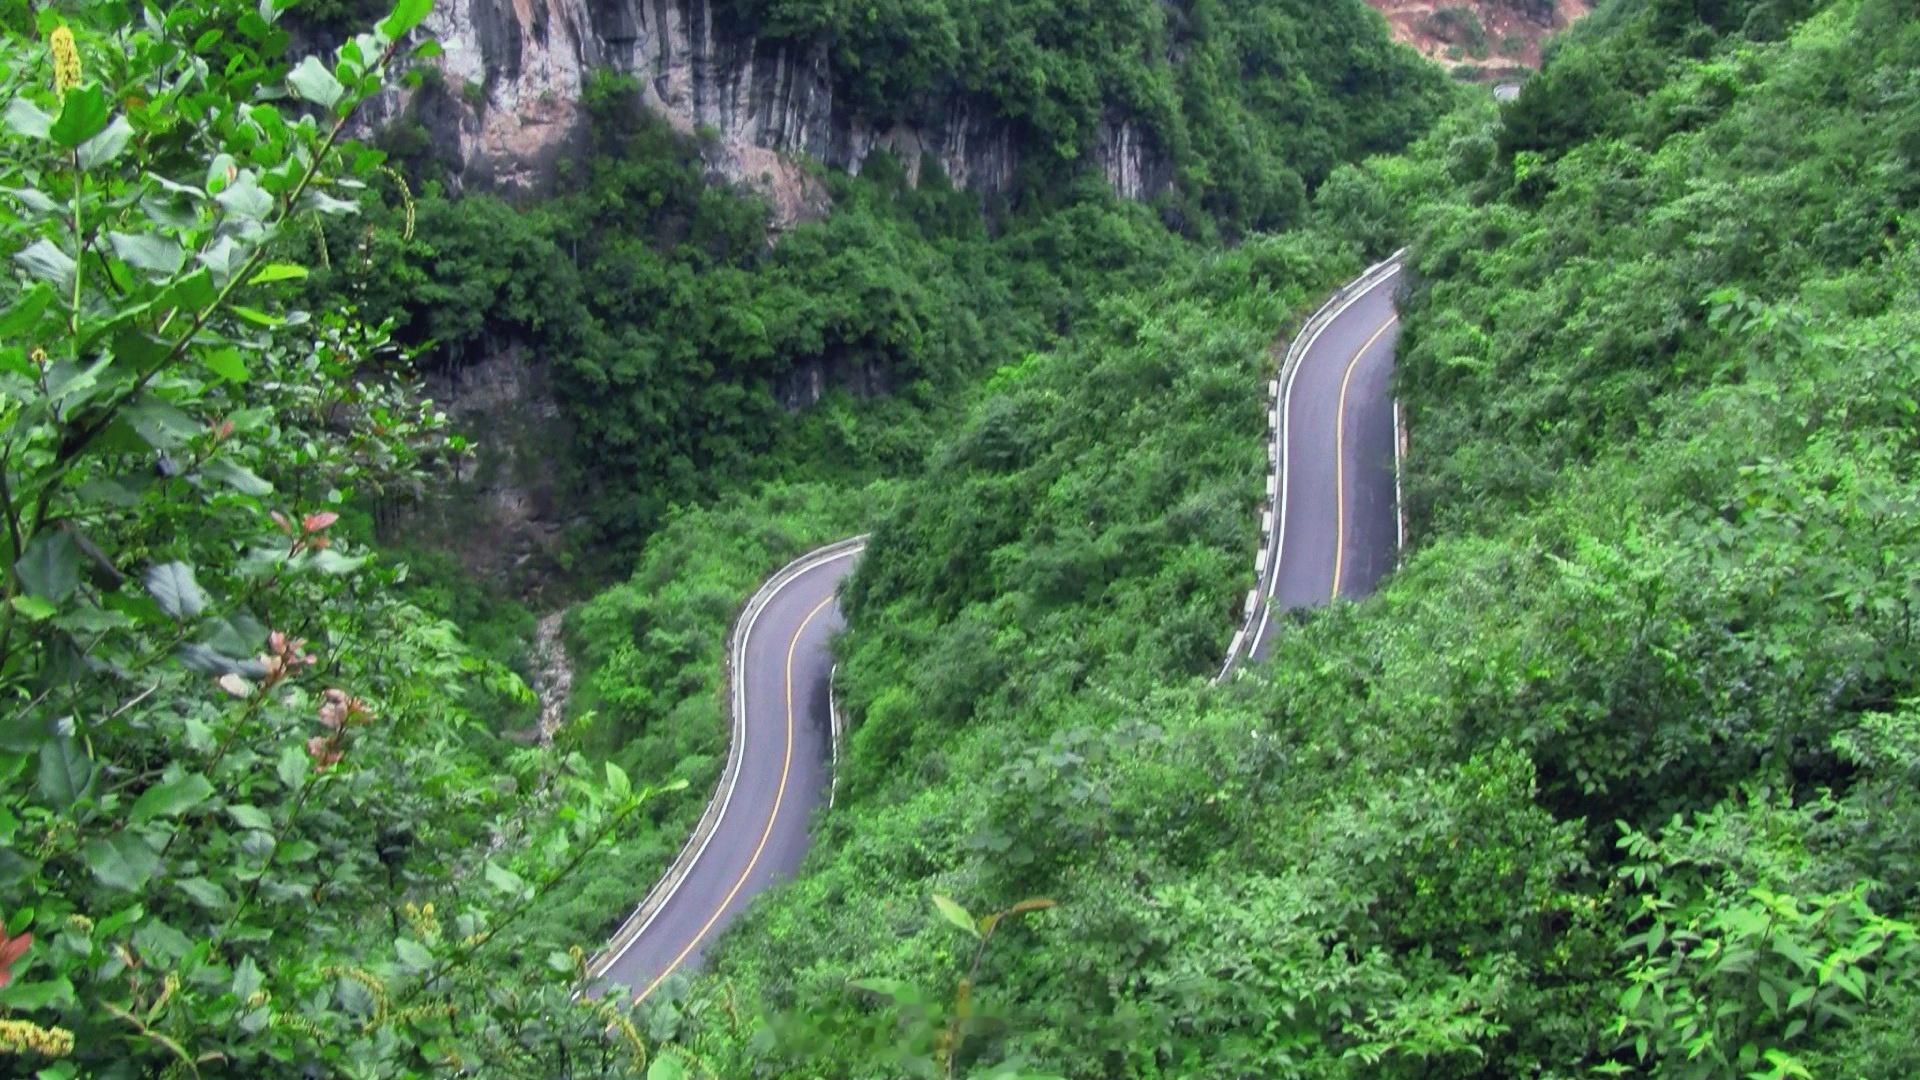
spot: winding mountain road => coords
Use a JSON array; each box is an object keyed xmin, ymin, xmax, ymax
[
  {"xmin": 1249, "ymin": 258, "xmax": 1404, "ymax": 660},
  {"xmin": 589, "ymin": 542, "xmax": 860, "ymax": 999},
  {"xmin": 589, "ymin": 259, "xmax": 1405, "ymax": 999}
]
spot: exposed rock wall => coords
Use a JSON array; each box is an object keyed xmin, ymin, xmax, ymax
[
  {"xmin": 362, "ymin": 0, "xmax": 1168, "ymax": 222},
  {"xmin": 386, "ymin": 345, "xmax": 579, "ymax": 597},
  {"xmin": 1360, "ymin": 0, "xmax": 1589, "ymax": 77}
]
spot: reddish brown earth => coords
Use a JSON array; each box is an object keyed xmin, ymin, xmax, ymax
[{"xmin": 1363, "ymin": 0, "xmax": 1590, "ymax": 77}]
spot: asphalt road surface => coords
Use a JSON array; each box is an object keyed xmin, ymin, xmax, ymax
[
  {"xmin": 595, "ymin": 545, "xmax": 857, "ymax": 1000},
  {"xmin": 1249, "ymin": 264, "xmax": 1402, "ymax": 660}
]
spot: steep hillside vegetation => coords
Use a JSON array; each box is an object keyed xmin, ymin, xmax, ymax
[
  {"xmin": 312, "ymin": 0, "xmax": 1452, "ymax": 569},
  {"xmin": 638, "ymin": 0, "xmax": 1920, "ymax": 1075},
  {"xmin": 0, "ymin": 0, "xmax": 1448, "ymax": 1074},
  {"xmin": 8, "ymin": 0, "xmax": 1913, "ymax": 1074}
]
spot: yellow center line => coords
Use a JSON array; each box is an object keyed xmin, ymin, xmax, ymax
[
  {"xmin": 1330, "ymin": 315, "xmax": 1399, "ymax": 602},
  {"xmin": 634, "ymin": 591, "xmax": 836, "ymax": 1003}
]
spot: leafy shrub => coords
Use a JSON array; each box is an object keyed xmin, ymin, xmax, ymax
[{"xmin": 0, "ymin": 2, "xmax": 666, "ymax": 1071}]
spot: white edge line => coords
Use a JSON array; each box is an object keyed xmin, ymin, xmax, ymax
[
  {"xmin": 1393, "ymin": 401, "xmax": 1407, "ymax": 557},
  {"xmin": 827, "ymin": 664, "xmax": 842, "ymax": 810},
  {"xmin": 1222, "ymin": 250, "xmax": 1406, "ymax": 680},
  {"xmin": 589, "ymin": 537, "xmax": 866, "ymax": 982}
]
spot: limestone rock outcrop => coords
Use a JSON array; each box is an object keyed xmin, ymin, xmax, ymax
[{"xmin": 359, "ymin": 0, "xmax": 1169, "ymax": 223}]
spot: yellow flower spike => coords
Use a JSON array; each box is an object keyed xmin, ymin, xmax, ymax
[
  {"xmin": 0, "ymin": 1018, "xmax": 77, "ymax": 1058},
  {"xmin": 587, "ymin": 999, "xmax": 647, "ymax": 1064},
  {"xmin": 49, "ymin": 26, "xmax": 81, "ymax": 95}
]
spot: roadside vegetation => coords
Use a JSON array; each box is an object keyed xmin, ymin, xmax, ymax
[
  {"xmin": 6, "ymin": 0, "xmax": 1914, "ymax": 1075},
  {"xmin": 652, "ymin": 0, "xmax": 1920, "ymax": 1075}
]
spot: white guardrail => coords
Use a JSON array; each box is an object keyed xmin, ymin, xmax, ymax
[
  {"xmin": 1213, "ymin": 248, "xmax": 1407, "ymax": 683},
  {"xmin": 586, "ymin": 535, "xmax": 868, "ymax": 981}
]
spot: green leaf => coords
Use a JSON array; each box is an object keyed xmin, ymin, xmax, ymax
[
  {"xmin": 14, "ymin": 238, "xmax": 76, "ymax": 291},
  {"xmin": 298, "ymin": 188, "xmax": 360, "ymax": 215},
  {"xmin": 15, "ymin": 530, "xmax": 82, "ymax": 602},
  {"xmin": 287, "ymin": 56, "xmax": 344, "ymax": 109},
  {"xmin": 647, "ymin": 1057, "xmax": 689, "ymax": 1080},
  {"xmin": 9, "ymin": 595, "xmax": 57, "ymax": 622},
  {"xmin": 109, "ymin": 232, "xmax": 186, "ymax": 278},
  {"xmin": 145, "ymin": 562, "xmax": 208, "ymax": 620},
  {"xmin": 201, "ymin": 346, "xmax": 249, "ymax": 383},
  {"xmin": 96, "ymin": 904, "xmax": 144, "ymax": 939},
  {"xmin": 201, "ymin": 457, "xmax": 272, "ymax": 495},
  {"xmin": 83, "ymin": 832, "xmax": 160, "ymax": 892},
  {"xmin": 605, "ymin": 762, "xmax": 631, "ymax": 802},
  {"xmin": 4, "ymin": 98, "xmax": 52, "ymax": 139},
  {"xmin": 176, "ymin": 876, "xmax": 232, "ymax": 911},
  {"xmin": 200, "ymin": 612, "xmax": 267, "ymax": 657},
  {"xmin": 394, "ymin": 937, "xmax": 433, "ymax": 970},
  {"xmin": 162, "ymin": 268, "xmax": 216, "ymax": 311},
  {"xmin": 227, "ymin": 804, "xmax": 272, "ymax": 832},
  {"xmin": 49, "ymin": 85, "xmax": 109, "ymax": 148},
  {"xmin": 132, "ymin": 920, "xmax": 193, "ymax": 967},
  {"xmin": 0, "ymin": 709, "xmax": 59, "ymax": 753},
  {"xmin": 380, "ymin": 0, "xmax": 434, "ymax": 38},
  {"xmin": 3, "ymin": 185, "xmax": 60, "ymax": 215},
  {"xmin": 37, "ymin": 737, "xmax": 94, "ymax": 810},
  {"xmin": 233, "ymin": 956, "xmax": 264, "ymax": 1000},
  {"xmin": 78, "ymin": 115, "xmax": 133, "ymax": 169},
  {"xmin": 0, "ymin": 283, "xmax": 55, "ymax": 336},
  {"xmin": 230, "ymin": 305, "xmax": 284, "ymax": 327},
  {"xmin": 932, "ymin": 894, "xmax": 979, "ymax": 938},
  {"xmin": 305, "ymin": 549, "xmax": 369, "ymax": 575},
  {"xmin": 483, "ymin": 861, "xmax": 527, "ymax": 897},
  {"xmin": 129, "ymin": 773, "xmax": 214, "ymax": 823},
  {"xmin": 275, "ymin": 744, "xmax": 309, "ymax": 789},
  {"xmin": 848, "ymin": 977, "xmax": 916, "ymax": 1002},
  {"xmin": 0, "ymin": 976, "xmax": 76, "ymax": 1011},
  {"xmin": 214, "ymin": 175, "xmax": 273, "ymax": 221},
  {"xmin": 123, "ymin": 397, "xmax": 200, "ymax": 451},
  {"xmin": 175, "ymin": 642, "xmax": 255, "ymax": 676},
  {"xmin": 206, "ymin": 153, "xmax": 236, "ymax": 192},
  {"xmin": 248, "ymin": 263, "xmax": 308, "ymax": 285},
  {"xmin": 197, "ymin": 235, "xmax": 245, "ymax": 282}
]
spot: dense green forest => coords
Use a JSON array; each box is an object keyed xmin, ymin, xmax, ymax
[
  {"xmin": 310, "ymin": 0, "xmax": 1452, "ymax": 555},
  {"xmin": 0, "ymin": 0, "xmax": 1443, "ymax": 1072},
  {"xmin": 495, "ymin": 2, "xmax": 1920, "ymax": 1072},
  {"xmin": 4, "ymin": 0, "xmax": 1916, "ymax": 1075},
  {"xmin": 306, "ymin": 87, "xmax": 1191, "ymax": 553},
  {"xmin": 644, "ymin": 0, "xmax": 1918, "ymax": 1075}
]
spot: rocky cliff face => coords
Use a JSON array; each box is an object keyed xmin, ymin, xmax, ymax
[
  {"xmin": 389, "ymin": 345, "xmax": 579, "ymax": 596},
  {"xmin": 1361, "ymin": 0, "xmax": 1589, "ymax": 78},
  {"xmin": 364, "ymin": 0, "xmax": 1168, "ymax": 224}
]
